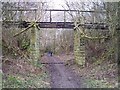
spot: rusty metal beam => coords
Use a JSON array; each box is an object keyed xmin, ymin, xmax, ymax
[
  {"xmin": 2, "ymin": 21, "xmax": 108, "ymax": 29},
  {"xmin": 3, "ymin": 8, "xmax": 37, "ymax": 11},
  {"xmin": 44, "ymin": 9, "xmax": 106, "ymax": 13},
  {"xmin": 45, "ymin": 9, "xmax": 79, "ymax": 12},
  {"xmin": 4, "ymin": 8, "xmax": 106, "ymax": 13}
]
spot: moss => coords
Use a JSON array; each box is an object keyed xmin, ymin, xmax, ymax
[
  {"xmin": 74, "ymin": 29, "xmax": 85, "ymax": 66},
  {"xmin": 30, "ymin": 26, "xmax": 40, "ymax": 66}
]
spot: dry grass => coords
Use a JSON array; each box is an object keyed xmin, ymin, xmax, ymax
[
  {"xmin": 57, "ymin": 54, "xmax": 118, "ymax": 88},
  {"xmin": 2, "ymin": 57, "xmax": 50, "ymax": 88}
]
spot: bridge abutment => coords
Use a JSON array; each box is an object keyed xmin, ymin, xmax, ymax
[
  {"xmin": 74, "ymin": 28, "xmax": 85, "ymax": 67},
  {"xmin": 30, "ymin": 25, "xmax": 40, "ymax": 66}
]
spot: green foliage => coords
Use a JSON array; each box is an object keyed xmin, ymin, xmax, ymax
[
  {"xmin": 35, "ymin": 62, "xmax": 44, "ymax": 68},
  {"xmin": 21, "ymin": 39, "xmax": 30, "ymax": 50},
  {"xmin": 85, "ymin": 79, "xmax": 118, "ymax": 88},
  {"xmin": 18, "ymin": 35, "xmax": 30, "ymax": 51},
  {"xmin": 29, "ymin": 60, "xmax": 43, "ymax": 68},
  {"xmin": 3, "ymin": 75, "xmax": 24, "ymax": 88},
  {"xmin": 3, "ymin": 72, "xmax": 50, "ymax": 88}
]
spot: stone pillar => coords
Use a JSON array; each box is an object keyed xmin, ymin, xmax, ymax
[
  {"xmin": 74, "ymin": 28, "xmax": 85, "ymax": 67},
  {"xmin": 30, "ymin": 25, "xmax": 40, "ymax": 66},
  {"xmin": 117, "ymin": 2, "xmax": 120, "ymax": 72},
  {"xmin": 106, "ymin": 2, "xmax": 120, "ymax": 65}
]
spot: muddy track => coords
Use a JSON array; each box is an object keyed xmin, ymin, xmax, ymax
[{"xmin": 45, "ymin": 56, "xmax": 84, "ymax": 88}]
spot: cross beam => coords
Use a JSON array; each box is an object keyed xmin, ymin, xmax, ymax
[
  {"xmin": 3, "ymin": 8, "xmax": 37, "ymax": 11},
  {"xmin": 44, "ymin": 9, "xmax": 106, "ymax": 13},
  {"xmin": 2, "ymin": 21, "xmax": 108, "ymax": 29}
]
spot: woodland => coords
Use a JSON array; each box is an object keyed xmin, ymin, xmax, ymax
[{"xmin": 1, "ymin": 0, "xmax": 120, "ymax": 88}]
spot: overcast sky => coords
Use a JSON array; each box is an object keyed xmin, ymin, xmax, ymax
[{"xmin": 48, "ymin": 0, "xmax": 66, "ymax": 9}]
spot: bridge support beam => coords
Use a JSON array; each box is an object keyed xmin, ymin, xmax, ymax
[
  {"xmin": 74, "ymin": 28, "xmax": 85, "ymax": 67},
  {"xmin": 30, "ymin": 25, "xmax": 40, "ymax": 66}
]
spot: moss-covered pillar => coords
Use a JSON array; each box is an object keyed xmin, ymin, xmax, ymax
[
  {"xmin": 106, "ymin": 2, "xmax": 120, "ymax": 65},
  {"xmin": 30, "ymin": 24, "xmax": 40, "ymax": 66},
  {"xmin": 74, "ymin": 28, "xmax": 85, "ymax": 66},
  {"xmin": 117, "ymin": 2, "xmax": 120, "ymax": 69}
]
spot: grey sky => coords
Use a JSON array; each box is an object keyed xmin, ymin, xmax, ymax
[{"xmin": 48, "ymin": 0, "xmax": 66, "ymax": 9}]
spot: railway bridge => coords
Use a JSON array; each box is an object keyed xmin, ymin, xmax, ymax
[{"xmin": 3, "ymin": 9, "xmax": 109, "ymax": 66}]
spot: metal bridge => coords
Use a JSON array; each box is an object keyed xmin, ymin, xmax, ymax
[
  {"xmin": 3, "ymin": 21, "xmax": 108, "ymax": 29},
  {"xmin": 2, "ymin": 9, "xmax": 108, "ymax": 29}
]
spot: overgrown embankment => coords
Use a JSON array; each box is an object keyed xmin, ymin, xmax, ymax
[
  {"xmin": 57, "ymin": 53, "xmax": 118, "ymax": 88},
  {"xmin": 2, "ymin": 57, "xmax": 50, "ymax": 88}
]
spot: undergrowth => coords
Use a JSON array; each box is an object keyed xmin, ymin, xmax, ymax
[
  {"xmin": 2, "ymin": 57, "xmax": 50, "ymax": 88},
  {"xmin": 2, "ymin": 72, "xmax": 50, "ymax": 88},
  {"xmin": 85, "ymin": 78, "xmax": 118, "ymax": 88}
]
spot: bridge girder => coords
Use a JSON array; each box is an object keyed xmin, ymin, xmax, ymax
[{"xmin": 2, "ymin": 21, "xmax": 108, "ymax": 29}]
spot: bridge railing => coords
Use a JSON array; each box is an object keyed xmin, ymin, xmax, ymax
[{"xmin": 42, "ymin": 9, "xmax": 106, "ymax": 23}]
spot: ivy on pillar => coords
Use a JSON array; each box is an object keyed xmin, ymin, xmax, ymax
[
  {"xmin": 117, "ymin": 2, "xmax": 120, "ymax": 68},
  {"xmin": 30, "ymin": 24, "xmax": 40, "ymax": 66},
  {"xmin": 74, "ymin": 28, "xmax": 85, "ymax": 67}
]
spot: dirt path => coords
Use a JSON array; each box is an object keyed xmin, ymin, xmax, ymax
[{"xmin": 44, "ymin": 56, "xmax": 84, "ymax": 88}]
